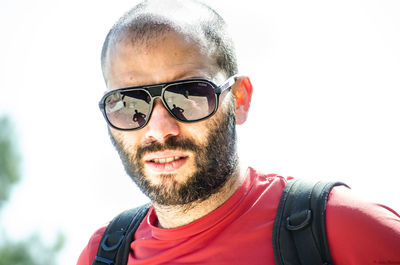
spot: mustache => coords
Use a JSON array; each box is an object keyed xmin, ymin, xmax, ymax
[{"xmin": 136, "ymin": 136, "xmax": 201, "ymax": 159}]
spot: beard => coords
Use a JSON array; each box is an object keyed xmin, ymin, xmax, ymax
[{"xmin": 109, "ymin": 101, "xmax": 238, "ymax": 206}]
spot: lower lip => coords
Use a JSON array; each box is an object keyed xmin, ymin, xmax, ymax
[{"xmin": 145, "ymin": 157, "xmax": 188, "ymax": 173}]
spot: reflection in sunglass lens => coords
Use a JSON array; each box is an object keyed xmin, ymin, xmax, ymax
[
  {"xmin": 105, "ymin": 89, "xmax": 151, "ymax": 130},
  {"xmin": 163, "ymin": 82, "xmax": 216, "ymax": 121}
]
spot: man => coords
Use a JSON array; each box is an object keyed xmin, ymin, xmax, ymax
[{"xmin": 78, "ymin": 0, "xmax": 400, "ymax": 264}]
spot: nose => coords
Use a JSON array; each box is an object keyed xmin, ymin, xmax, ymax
[{"xmin": 144, "ymin": 99, "xmax": 180, "ymax": 143}]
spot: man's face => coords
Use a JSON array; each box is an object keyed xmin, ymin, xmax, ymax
[{"xmin": 105, "ymin": 31, "xmax": 238, "ymax": 205}]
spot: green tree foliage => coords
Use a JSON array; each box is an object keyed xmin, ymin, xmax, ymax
[
  {"xmin": 0, "ymin": 116, "xmax": 21, "ymax": 208},
  {"xmin": 0, "ymin": 115, "xmax": 65, "ymax": 265},
  {"xmin": 0, "ymin": 233, "xmax": 65, "ymax": 265}
]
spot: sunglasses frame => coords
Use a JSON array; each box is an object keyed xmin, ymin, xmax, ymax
[{"xmin": 99, "ymin": 75, "xmax": 238, "ymax": 131}]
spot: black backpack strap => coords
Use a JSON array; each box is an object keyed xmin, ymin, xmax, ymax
[
  {"xmin": 272, "ymin": 179, "xmax": 349, "ymax": 265},
  {"xmin": 92, "ymin": 203, "xmax": 151, "ymax": 265}
]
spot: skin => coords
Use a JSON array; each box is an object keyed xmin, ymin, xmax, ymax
[{"xmin": 104, "ymin": 30, "xmax": 252, "ymax": 228}]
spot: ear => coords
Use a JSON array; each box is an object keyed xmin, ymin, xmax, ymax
[{"xmin": 231, "ymin": 76, "xmax": 253, "ymax": 125}]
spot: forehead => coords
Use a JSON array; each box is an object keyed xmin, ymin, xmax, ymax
[{"xmin": 104, "ymin": 30, "xmax": 219, "ymax": 89}]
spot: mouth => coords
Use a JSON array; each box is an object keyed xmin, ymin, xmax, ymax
[
  {"xmin": 144, "ymin": 151, "xmax": 189, "ymax": 173},
  {"xmin": 149, "ymin": 156, "xmax": 184, "ymax": 164}
]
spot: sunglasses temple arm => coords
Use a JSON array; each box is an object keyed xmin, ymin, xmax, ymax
[{"xmin": 219, "ymin": 74, "xmax": 239, "ymax": 93}]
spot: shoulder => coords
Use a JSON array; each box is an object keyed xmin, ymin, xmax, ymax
[
  {"xmin": 326, "ymin": 186, "xmax": 400, "ymax": 264},
  {"xmin": 243, "ymin": 167, "xmax": 289, "ymax": 213},
  {"xmin": 247, "ymin": 167, "xmax": 288, "ymax": 188},
  {"xmin": 76, "ymin": 226, "xmax": 107, "ymax": 265}
]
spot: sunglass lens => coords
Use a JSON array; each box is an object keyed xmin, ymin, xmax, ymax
[
  {"xmin": 163, "ymin": 81, "xmax": 216, "ymax": 121},
  {"xmin": 104, "ymin": 90, "xmax": 151, "ymax": 130}
]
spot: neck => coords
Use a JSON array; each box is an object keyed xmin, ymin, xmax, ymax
[{"xmin": 152, "ymin": 165, "xmax": 246, "ymax": 229}]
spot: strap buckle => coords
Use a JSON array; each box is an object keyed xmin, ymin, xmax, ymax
[
  {"xmin": 101, "ymin": 231, "xmax": 125, "ymax": 251},
  {"xmin": 93, "ymin": 256, "xmax": 114, "ymax": 265},
  {"xmin": 286, "ymin": 209, "xmax": 312, "ymax": 231}
]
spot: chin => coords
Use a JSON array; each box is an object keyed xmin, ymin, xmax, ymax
[{"xmin": 146, "ymin": 168, "xmax": 196, "ymax": 186}]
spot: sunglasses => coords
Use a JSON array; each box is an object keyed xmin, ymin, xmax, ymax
[{"xmin": 99, "ymin": 75, "xmax": 237, "ymax": 131}]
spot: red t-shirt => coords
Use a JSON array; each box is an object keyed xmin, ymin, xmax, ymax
[{"xmin": 77, "ymin": 167, "xmax": 400, "ymax": 265}]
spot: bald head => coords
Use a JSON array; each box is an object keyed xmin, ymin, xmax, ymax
[{"xmin": 101, "ymin": 0, "xmax": 237, "ymax": 82}]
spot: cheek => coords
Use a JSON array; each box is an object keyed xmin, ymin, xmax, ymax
[
  {"xmin": 181, "ymin": 92, "xmax": 232, "ymax": 139},
  {"xmin": 183, "ymin": 121, "xmax": 211, "ymax": 145},
  {"xmin": 111, "ymin": 128, "xmax": 142, "ymax": 150},
  {"xmin": 183, "ymin": 111, "xmax": 224, "ymax": 145}
]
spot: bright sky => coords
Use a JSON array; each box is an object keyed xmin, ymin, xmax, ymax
[{"xmin": 1, "ymin": 1, "xmax": 399, "ymax": 264}]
